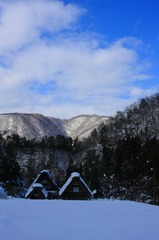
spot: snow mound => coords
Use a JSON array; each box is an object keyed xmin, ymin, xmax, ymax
[{"xmin": 0, "ymin": 186, "xmax": 7, "ymax": 199}]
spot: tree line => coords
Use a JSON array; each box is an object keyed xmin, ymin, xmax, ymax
[{"xmin": 0, "ymin": 132, "xmax": 159, "ymax": 204}]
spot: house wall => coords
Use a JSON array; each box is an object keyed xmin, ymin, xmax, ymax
[{"xmin": 27, "ymin": 188, "xmax": 46, "ymax": 199}]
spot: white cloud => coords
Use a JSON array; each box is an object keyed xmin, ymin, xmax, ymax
[
  {"xmin": 0, "ymin": 0, "xmax": 83, "ymax": 53},
  {"xmin": 0, "ymin": 0, "xmax": 156, "ymax": 118}
]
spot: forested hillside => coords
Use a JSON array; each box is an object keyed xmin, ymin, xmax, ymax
[
  {"xmin": 1, "ymin": 93, "xmax": 159, "ymax": 204},
  {"xmin": 85, "ymin": 93, "xmax": 159, "ymax": 204}
]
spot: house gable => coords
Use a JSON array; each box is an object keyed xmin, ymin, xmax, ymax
[
  {"xmin": 59, "ymin": 172, "xmax": 93, "ymax": 200},
  {"xmin": 34, "ymin": 170, "xmax": 58, "ymax": 192}
]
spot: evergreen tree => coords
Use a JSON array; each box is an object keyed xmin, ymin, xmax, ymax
[
  {"xmin": 99, "ymin": 145, "xmax": 114, "ymax": 198},
  {"xmin": 143, "ymin": 138, "xmax": 159, "ymax": 204},
  {"xmin": 0, "ymin": 146, "xmax": 20, "ymax": 182},
  {"xmin": 82, "ymin": 149, "xmax": 100, "ymax": 194}
]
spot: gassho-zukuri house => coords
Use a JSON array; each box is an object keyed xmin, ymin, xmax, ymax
[
  {"xmin": 25, "ymin": 170, "xmax": 95, "ymax": 200},
  {"xmin": 25, "ymin": 170, "xmax": 58, "ymax": 199}
]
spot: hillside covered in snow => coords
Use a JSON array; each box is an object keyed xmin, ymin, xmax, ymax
[{"xmin": 0, "ymin": 113, "xmax": 109, "ymax": 140}]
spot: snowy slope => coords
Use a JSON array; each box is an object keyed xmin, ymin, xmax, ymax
[
  {"xmin": 0, "ymin": 113, "xmax": 66, "ymax": 139},
  {"xmin": 63, "ymin": 114, "xmax": 109, "ymax": 139},
  {"xmin": 0, "ymin": 113, "xmax": 109, "ymax": 140},
  {"xmin": 0, "ymin": 199, "xmax": 159, "ymax": 240}
]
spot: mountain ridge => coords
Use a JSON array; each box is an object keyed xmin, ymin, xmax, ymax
[{"xmin": 0, "ymin": 113, "xmax": 110, "ymax": 140}]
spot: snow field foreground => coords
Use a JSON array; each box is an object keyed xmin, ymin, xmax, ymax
[{"xmin": 0, "ymin": 199, "xmax": 159, "ymax": 240}]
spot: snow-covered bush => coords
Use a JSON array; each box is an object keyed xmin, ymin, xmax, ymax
[{"xmin": 0, "ymin": 186, "xmax": 8, "ymax": 199}]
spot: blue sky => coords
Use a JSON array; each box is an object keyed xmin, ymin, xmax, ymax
[{"xmin": 0, "ymin": 0, "xmax": 158, "ymax": 118}]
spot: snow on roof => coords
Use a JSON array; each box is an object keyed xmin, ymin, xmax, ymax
[
  {"xmin": 25, "ymin": 183, "xmax": 48, "ymax": 199},
  {"xmin": 59, "ymin": 172, "xmax": 93, "ymax": 196},
  {"xmin": 41, "ymin": 187, "xmax": 48, "ymax": 198},
  {"xmin": 71, "ymin": 172, "xmax": 80, "ymax": 177},
  {"xmin": 40, "ymin": 170, "xmax": 57, "ymax": 186},
  {"xmin": 32, "ymin": 183, "xmax": 43, "ymax": 188},
  {"xmin": 30, "ymin": 170, "xmax": 57, "ymax": 188},
  {"xmin": 25, "ymin": 187, "xmax": 32, "ymax": 198}
]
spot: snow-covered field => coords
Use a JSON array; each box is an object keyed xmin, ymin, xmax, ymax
[{"xmin": 0, "ymin": 199, "xmax": 159, "ymax": 240}]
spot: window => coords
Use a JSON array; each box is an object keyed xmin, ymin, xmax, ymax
[
  {"xmin": 34, "ymin": 193, "xmax": 40, "ymax": 197},
  {"xmin": 41, "ymin": 179, "xmax": 47, "ymax": 184},
  {"xmin": 73, "ymin": 186, "xmax": 80, "ymax": 193}
]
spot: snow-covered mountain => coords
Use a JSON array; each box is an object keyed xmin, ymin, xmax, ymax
[
  {"xmin": 0, "ymin": 113, "xmax": 109, "ymax": 140},
  {"xmin": 63, "ymin": 114, "xmax": 109, "ymax": 139}
]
